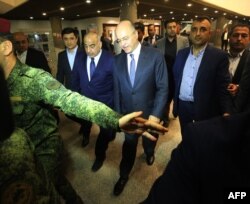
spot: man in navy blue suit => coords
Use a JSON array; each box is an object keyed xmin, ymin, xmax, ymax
[
  {"xmin": 113, "ymin": 20, "xmax": 168, "ymax": 196},
  {"xmin": 71, "ymin": 32, "xmax": 115, "ymax": 172},
  {"xmin": 56, "ymin": 27, "xmax": 84, "ymax": 90},
  {"xmin": 172, "ymin": 16, "xmax": 232, "ymax": 134}
]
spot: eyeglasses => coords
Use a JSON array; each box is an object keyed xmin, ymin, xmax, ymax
[
  {"xmin": 231, "ymin": 33, "xmax": 249, "ymax": 38},
  {"xmin": 116, "ymin": 30, "xmax": 135, "ymax": 44}
]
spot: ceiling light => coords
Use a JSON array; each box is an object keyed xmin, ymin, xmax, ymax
[
  {"xmin": 184, "ymin": 13, "xmax": 187, "ymax": 16},
  {"xmin": 143, "ymin": 14, "xmax": 147, "ymax": 17},
  {"xmin": 187, "ymin": 3, "xmax": 192, "ymax": 7},
  {"xmin": 42, "ymin": 12, "xmax": 47, "ymax": 16},
  {"xmin": 171, "ymin": 17, "xmax": 175, "ymax": 19},
  {"xmin": 214, "ymin": 10, "xmax": 218, "ymax": 13},
  {"xmin": 235, "ymin": 16, "xmax": 238, "ymax": 18},
  {"xmin": 86, "ymin": 0, "xmax": 91, "ymax": 3},
  {"xmin": 182, "ymin": 18, "xmax": 185, "ymax": 20},
  {"xmin": 159, "ymin": 16, "xmax": 162, "ymax": 19},
  {"xmin": 223, "ymin": 13, "xmax": 227, "ymax": 15},
  {"xmin": 29, "ymin": 16, "xmax": 34, "ymax": 20},
  {"xmin": 97, "ymin": 10, "xmax": 101, "ymax": 13},
  {"xmin": 203, "ymin": 8, "xmax": 207, "ymax": 11},
  {"xmin": 76, "ymin": 14, "xmax": 80, "ymax": 17},
  {"xmin": 60, "ymin": 7, "xmax": 65, "ymax": 11},
  {"xmin": 151, "ymin": 8, "xmax": 155, "ymax": 12},
  {"xmin": 61, "ymin": 17, "xmax": 64, "ymax": 20},
  {"xmin": 195, "ymin": 15, "xmax": 198, "ymax": 18},
  {"xmin": 170, "ymin": 11, "xmax": 173, "ymax": 14}
]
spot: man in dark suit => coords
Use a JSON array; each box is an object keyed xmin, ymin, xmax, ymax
[
  {"xmin": 134, "ymin": 22, "xmax": 150, "ymax": 47},
  {"xmin": 173, "ymin": 16, "xmax": 232, "ymax": 134},
  {"xmin": 142, "ymin": 112, "xmax": 250, "ymax": 204},
  {"xmin": 233, "ymin": 54, "xmax": 250, "ymax": 113},
  {"xmin": 13, "ymin": 32, "xmax": 51, "ymax": 73},
  {"xmin": 227, "ymin": 24, "xmax": 250, "ymax": 101},
  {"xmin": 221, "ymin": 27, "xmax": 229, "ymax": 51},
  {"xmin": 113, "ymin": 20, "xmax": 168, "ymax": 196},
  {"xmin": 156, "ymin": 20, "xmax": 189, "ymax": 126},
  {"xmin": 71, "ymin": 32, "xmax": 115, "ymax": 172},
  {"xmin": 56, "ymin": 27, "xmax": 84, "ymax": 90},
  {"xmin": 143, "ymin": 24, "xmax": 162, "ymax": 47}
]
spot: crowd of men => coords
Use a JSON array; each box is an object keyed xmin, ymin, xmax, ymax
[{"xmin": 1, "ymin": 16, "xmax": 250, "ymax": 203}]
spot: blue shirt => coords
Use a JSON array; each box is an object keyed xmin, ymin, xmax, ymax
[{"xmin": 179, "ymin": 46, "xmax": 206, "ymax": 102}]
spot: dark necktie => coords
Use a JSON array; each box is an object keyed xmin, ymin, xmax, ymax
[
  {"xmin": 129, "ymin": 54, "xmax": 135, "ymax": 86},
  {"xmin": 90, "ymin": 57, "xmax": 95, "ymax": 79}
]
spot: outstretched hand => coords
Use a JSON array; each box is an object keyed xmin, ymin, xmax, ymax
[{"xmin": 118, "ymin": 111, "xmax": 168, "ymax": 141}]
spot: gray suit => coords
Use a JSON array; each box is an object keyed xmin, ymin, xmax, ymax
[{"xmin": 156, "ymin": 35, "xmax": 189, "ymax": 55}]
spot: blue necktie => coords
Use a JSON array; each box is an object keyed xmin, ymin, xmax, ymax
[
  {"xmin": 129, "ymin": 54, "xmax": 135, "ymax": 86},
  {"xmin": 90, "ymin": 57, "xmax": 95, "ymax": 80}
]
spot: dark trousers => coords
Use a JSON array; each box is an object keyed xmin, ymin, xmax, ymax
[
  {"xmin": 178, "ymin": 99, "xmax": 195, "ymax": 136},
  {"xmin": 82, "ymin": 119, "xmax": 115, "ymax": 161},
  {"xmin": 221, "ymin": 40, "xmax": 228, "ymax": 51},
  {"xmin": 120, "ymin": 133, "xmax": 158, "ymax": 178}
]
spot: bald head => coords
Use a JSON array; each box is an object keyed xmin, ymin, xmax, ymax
[
  {"xmin": 84, "ymin": 32, "xmax": 102, "ymax": 58},
  {"xmin": 115, "ymin": 20, "xmax": 139, "ymax": 54},
  {"xmin": 13, "ymin": 32, "xmax": 29, "ymax": 54}
]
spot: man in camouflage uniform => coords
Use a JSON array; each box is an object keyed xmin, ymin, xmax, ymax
[
  {"xmin": 0, "ymin": 21, "xmax": 167, "ymax": 204},
  {"xmin": 0, "ymin": 66, "xmax": 59, "ymax": 203}
]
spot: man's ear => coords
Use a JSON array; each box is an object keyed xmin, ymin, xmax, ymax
[{"xmin": 2, "ymin": 40, "xmax": 13, "ymax": 56}]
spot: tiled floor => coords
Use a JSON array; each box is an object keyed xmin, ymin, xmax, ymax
[{"xmin": 58, "ymin": 112, "xmax": 181, "ymax": 204}]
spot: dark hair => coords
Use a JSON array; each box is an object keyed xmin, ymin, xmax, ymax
[
  {"xmin": 164, "ymin": 20, "xmax": 178, "ymax": 28},
  {"xmin": 229, "ymin": 24, "xmax": 250, "ymax": 36},
  {"xmin": 134, "ymin": 22, "xmax": 145, "ymax": 32},
  {"xmin": 0, "ymin": 67, "xmax": 15, "ymax": 142},
  {"xmin": 194, "ymin": 16, "xmax": 211, "ymax": 24},
  {"xmin": 61, "ymin": 27, "xmax": 79, "ymax": 38},
  {"xmin": 0, "ymin": 32, "xmax": 14, "ymax": 44}
]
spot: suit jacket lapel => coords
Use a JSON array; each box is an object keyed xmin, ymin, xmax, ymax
[
  {"xmin": 135, "ymin": 46, "xmax": 147, "ymax": 87},
  {"xmin": 233, "ymin": 49, "xmax": 249, "ymax": 83}
]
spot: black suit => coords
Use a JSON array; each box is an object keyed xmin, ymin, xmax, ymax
[
  {"xmin": 233, "ymin": 53, "xmax": 250, "ymax": 112},
  {"xmin": 231, "ymin": 49, "xmax": 250, "ymax": 84},
  {"xmin": 143, "ymin": 112, "xmax": 250, "ymax": 204},
  {"xmin": 25, "ymin": 47, "xmax": 51, "ymax": 73}
]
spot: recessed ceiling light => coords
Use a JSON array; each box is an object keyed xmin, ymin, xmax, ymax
[
  {"xmin": 30, "ymin": 16, "xmax": 34, "ymax": 20},
  {"xmin": 214, "ymin": 10, "xmax": 218, "ymax": 13},
  {"xmin": 223, "ymin": 13, "xmax": 227, "ymax": 15},
  {"xmin": 171, "ymin": 17, "xmax": 175, "ymax": 19},
  {"xmin": 203, "ymin": 8, "xmax": 207, "ymax": 11},
  {"xmin": 170, "ymin": 11, "xmax": 173, "ymax": 14},
  {"xmin": 97, "ymin": 10, "xmax": 101, "ymax": 13},
  {"xmin": 151, "ymin": 8, "xmax": 155, "ymax": 12},
  {"xmin": 86, "ymin": 0, "xmax": 91, "ymax": 3},
  {"xmin": 187, "ymin": 3, "xmax": 192, "ymax": 7},
  {"xmin": 60, "ymin": 7, "xmax": 65, "ymax": 11},
  {"xmin": 143, "ymin": 14, "xmax": 147, "ymax": 17},
  {"xmin": 235, "ymin": 16, "xmax": 238, "ymax": 18},
  {"xmin": 195, "ymin": 15, "xmax": 198, "ymax": 18},
  {"xmin": 42, "ymin": 12, "xmax": 47, "ymax": 16},
  {"xmin": 61, "ymin": 17, "xmax": 64, "ymax": 20},
  {"xmin": 184, "ymin": 13, "xmax": 187, "ymax": 16}
]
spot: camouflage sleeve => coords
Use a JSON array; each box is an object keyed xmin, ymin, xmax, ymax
[{"xmin": 34, "ymin": 72, "xmax": 121, "ymax": 130}]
